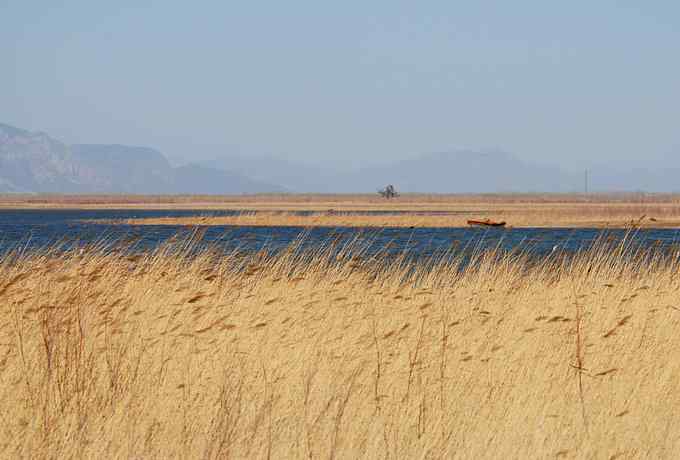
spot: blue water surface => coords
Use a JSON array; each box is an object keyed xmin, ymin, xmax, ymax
[{"xmin": 1, "ymin": 209, "xmax": 679, "ymax": 259}]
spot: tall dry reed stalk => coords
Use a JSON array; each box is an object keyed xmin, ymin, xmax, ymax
[{"xmin": 1, "ymin": 233, "xmax": 679, "ymax": 458}]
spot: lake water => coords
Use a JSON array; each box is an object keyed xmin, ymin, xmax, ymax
[{"xmin": 1, "ymin": 209, "xmax": 680, "ymax": 259}]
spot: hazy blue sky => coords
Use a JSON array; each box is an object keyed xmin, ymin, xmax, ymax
[{"xmin": 3, "ymin": 1, "xmax": 679, "ymax": 170}]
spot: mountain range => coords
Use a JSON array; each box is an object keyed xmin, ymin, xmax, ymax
[
  {"xmin": 203, "ymin": 151, "xmax": 579, "ymax": 193},
  {"xmin": 0, "ymin": 124, "xmax": 282, "ymax": 194},
  {"xmin": 2, "ymin": 122, "xmax": 679, "ymax": 193}
]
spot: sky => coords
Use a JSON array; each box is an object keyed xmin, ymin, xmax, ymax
[{"xmin": 2, "ymin": 1, "xmax": 680, "ymax": 170}]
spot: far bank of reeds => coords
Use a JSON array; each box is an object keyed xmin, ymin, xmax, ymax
[{"xmin": 105, "ymin": 207, "xmax": 680, "ymax": 228}]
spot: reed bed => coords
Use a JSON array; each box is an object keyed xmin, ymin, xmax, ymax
[
  {"xmin": 4, "ymin": 192, "xmax": 680, "ymax": 208},
  {"xmin": 1, "ymin": 234, "xmax": 680, "ymax": 458},
  {"xmin": 7, "ymin": 192, "xmax": 680, "ymax": 227},
  {"xmin": 111, "ymin": 205, "xmax": 680, "ymax": 228}
]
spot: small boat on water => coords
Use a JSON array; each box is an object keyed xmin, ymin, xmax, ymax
[{"xmin": 467, "ymin": 219, "xmax": 507, "ymax": 228}]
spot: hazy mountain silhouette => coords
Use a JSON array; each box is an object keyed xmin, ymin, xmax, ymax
[
  {"xmin": 0, "ymin": 124, "xmax": 283, "ymax": 194},
  {"xmin": 338, "ymin": 150, "xmax": 579, "ymax": 193},
  {"xmin": 0, "ymin": 124, "xmax": 83, "ymax": 192},
  {"xmin": 171, "ymin": 163, "xmax": 285, "ymax": 194},
  {"xmin": 583, "ymin": 163, "xmax": 680, "ymax": 193},
  {"xmin": 204, "ymin": 155, "xmax": 336, "ymax": 192},
  {"xmin": 209, "ymin": 150, "xmax": 680, "ymax": 193},
  {"xmin": 71, "ymin": 144, "xmax": 175, "ymax": 193},
  {"xmin": 3, "ymin": 122, "xmax": 679, "ymax": 194},
  {"xmin": 208, "ymin": 150, "xmax": 581, "ymax": 193}
]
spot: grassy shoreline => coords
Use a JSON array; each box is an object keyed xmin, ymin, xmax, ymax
[
  {"xmin": 1, "ymin": 236, "xmax": 680, "ymax": 457},
  {"xmin": 6, "ymin": 193, "xmax": 680, "ymax": 228},
  {"xmin": 102, "ymin": 211, "xmax": 680, "ymax": 228}
]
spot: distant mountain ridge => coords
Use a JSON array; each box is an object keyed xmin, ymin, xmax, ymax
[
  {"xmin": 206, "ymin": 150, "xmax": 581, "ymax": 193},
  {"xmin": 338, "ymin": 150, "xmax": 577, "ymax": 193},
  {"xmin": 202, "ymin": 155, "xmax": 339, "ymax": 193},
  {"xmin": 4, "ymin": 122, "xmax": 678, "ymax": 194},
  {"xmin": 206, "ymin": 150, "xmax": 680, "ymax": 193},
  {"xmin": 0, "ymin": 123, "xmax": 283, "ymax": 194}
]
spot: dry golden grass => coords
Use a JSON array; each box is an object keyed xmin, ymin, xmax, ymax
[
  {"xmin": 6, "ymin": 193, "xmax": 680, "ymax": 227},
  {"xmin": 2, "ymin": 234, "xmax": 680, "ymax": 458},
  {"xmin": 111, "ymin": 207, "xmax": 680, "ymax": 228},
  {"xmin": 4, "ymin": 192, "xmax": 680, "ymax": 209}
]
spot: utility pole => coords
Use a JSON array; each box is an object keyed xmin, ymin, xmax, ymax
[{"xmin": 584, "ymin": 169, "xmax": 589, "ymax": 195}]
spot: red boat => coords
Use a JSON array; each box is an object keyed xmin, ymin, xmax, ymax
[{"xmin": 467, "ymin": 219, "xmax": 506, "ymax": 227}]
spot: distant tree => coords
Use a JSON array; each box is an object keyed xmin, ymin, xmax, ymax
[{"xmin": 378, "ymin": 184, "xmax": 399, "ymax": 199}]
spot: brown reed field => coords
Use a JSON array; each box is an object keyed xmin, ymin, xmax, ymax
[
  {"xmin": 112, "ymin": 207, "xmax": 680, "ymax": 228},
  {"xmin": 5, "ymin": 193, "xmax": 680, "ymax": 227},
  {"xmin": 1, "ymin": 233, "xmax": 680, "ymax": 458}
]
